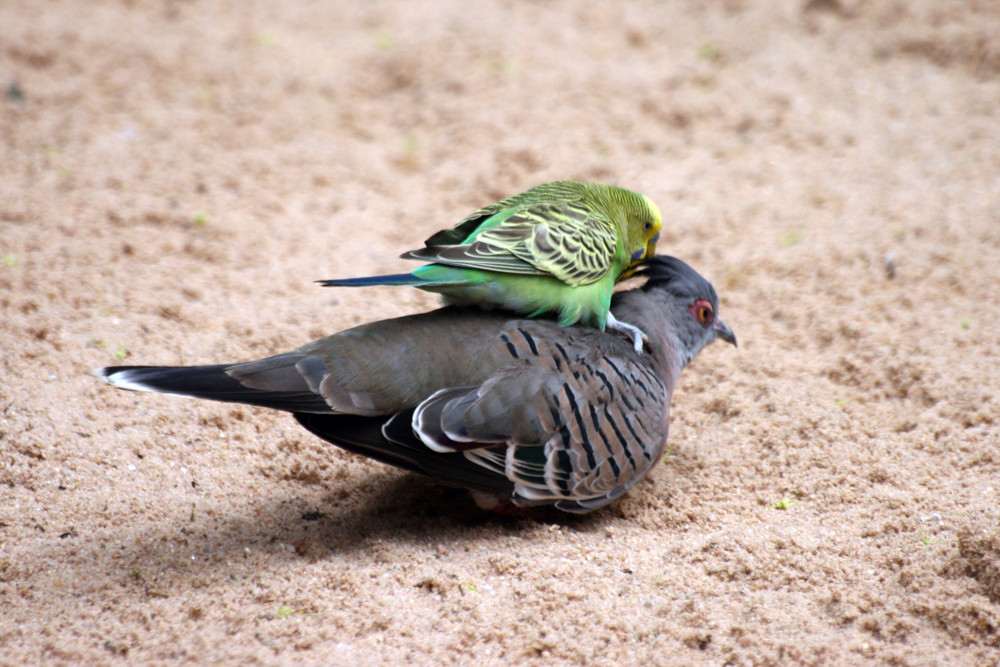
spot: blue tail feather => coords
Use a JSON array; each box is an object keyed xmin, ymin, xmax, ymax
[{"xmin": 317, "ymin": 273, "xmax": 424, "ymax": 288}]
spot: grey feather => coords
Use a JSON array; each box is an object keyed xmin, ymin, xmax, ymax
[{"xmin": 94, "ymin": 255, "xmax": 735, "ymax": 513}]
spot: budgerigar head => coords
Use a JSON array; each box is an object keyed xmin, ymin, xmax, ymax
[
  {"xmin": 636, "ymin": 194, "xmax": 662, "ymax": 261},
  {"xmin": 618, "ymin": 191, "xmax": 662, "ymax": 264},
  {"xmin": 637, "ymin": 255, "xmax": 736, "ymax": 367},
  {"xmin": 587, "ymin": 184, "xmax": 663, "ymax": 278}
]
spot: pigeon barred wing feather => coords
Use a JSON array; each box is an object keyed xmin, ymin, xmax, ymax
[
  {"xmin": 412, "ymin": 320, "xmax": 669, "ymax": 512},
  {"xmin": 294, "ymin": 412, "xmax": 517, "ymax": 498}
]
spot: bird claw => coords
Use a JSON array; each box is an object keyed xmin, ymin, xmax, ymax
[
  {"xmin": 471, "ymin": 492, "xmax": 549, "ymax": 521},
  {"xmin": 606, "ymin": 312, "xmax": 649, "ymax": 353}
]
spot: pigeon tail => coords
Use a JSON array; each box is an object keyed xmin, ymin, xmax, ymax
[{"xmin": 92, "ymin": 364, "xmax": 331, "ymax": 413}]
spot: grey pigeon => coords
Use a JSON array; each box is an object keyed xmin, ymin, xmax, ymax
[{"xmin": 94, "ymin": 256, "xmax": 736, "ymax": 513}]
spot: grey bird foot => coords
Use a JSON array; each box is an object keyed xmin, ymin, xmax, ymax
[{"xmin": 606, "ymin": 312, "xmax": 649, "ymax": 353}]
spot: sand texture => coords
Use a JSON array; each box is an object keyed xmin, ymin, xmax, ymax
[{"xmin": 2, "ymin": 1, "xmax": 1000, "ymax": 664}]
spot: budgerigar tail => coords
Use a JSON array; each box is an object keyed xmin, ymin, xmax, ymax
[
  {"xmin": 319, "ymin": 265, "xmax": 474, "ymax": 289},
  {"xmin": 317, "ymin": 273, "xmax": 424, "ymax": 288}
]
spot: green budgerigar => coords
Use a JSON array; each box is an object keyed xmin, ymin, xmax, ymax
[{"xmin": 320, "ymin": 181, "xmax": 663, "ymax": 350}]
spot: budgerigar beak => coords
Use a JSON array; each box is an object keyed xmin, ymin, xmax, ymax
[
  {"xmin": 645, "ymin": 233, "xmax": 659, "ymax": 258},
  {"xmin": 713, "ymin": 317, "xmax": 737, "ymax": 347}
]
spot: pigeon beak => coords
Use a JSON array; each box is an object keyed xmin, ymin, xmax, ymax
[{"xmin": 713, "ymin": 317, "xmax": 737, "ymax": 347}]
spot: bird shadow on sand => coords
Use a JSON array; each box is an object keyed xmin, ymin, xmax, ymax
[
  {"xmin": 22, "ymin": 468, "xmax": 620, "ymax": 603},
  {"xmin": 277, "ymin": 470, "xmax": 618, "ymax": 559}
]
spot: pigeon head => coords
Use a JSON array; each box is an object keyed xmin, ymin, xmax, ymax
[{"xmin": 635, "ymin": 255, "xmax": 737, "ymax": 366}]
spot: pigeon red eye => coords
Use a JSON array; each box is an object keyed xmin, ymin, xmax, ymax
[{"xmin": 689, "ymin": 299, "xmax": 714, "ymax": 327}]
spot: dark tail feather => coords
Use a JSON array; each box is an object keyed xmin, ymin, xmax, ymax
[
  {"xmin": 93, "ymin": 364, "xmax": 331, "ymax": 413},
  {"xmin": 294, "ymin": 412, "xmax": 514, "ymax": 497},
  {"xmin": 317, "ymin": 273, "xmax": 422, "ymax": 288}
]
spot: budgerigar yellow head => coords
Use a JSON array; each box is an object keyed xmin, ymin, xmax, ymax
[
  {"xmin": 638, "ymin": 194, "xmax": 662, "ymax": 260},
  {"xmin": 615, "ymin": 192, "xmax": 662, "ymax": 280}
]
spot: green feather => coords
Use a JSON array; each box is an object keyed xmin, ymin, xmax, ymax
[{"xmin": 329, "ymin": 181, "xmax": 663, "ymax": 330}]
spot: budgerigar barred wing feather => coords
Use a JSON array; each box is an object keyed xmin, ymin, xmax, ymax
[
  {"xmin": 407, "ymin": 201, "xmax": 619, "ymax": 286},
  {"xmin": 475, "ymin": 202, "xmax": 619, "ymax": 286},
  {"xmin": 411, "ymin": 320, "xmax": 669, "ymax": 512},
  {"xmin": 320, "ymin": 181, "xmax": 664, "ymax": 336},
  {"xmin": 421, "ymin": 179, "xmax": 594, "ymax": 247},
  {"xmin": 401, "ymin": 241, "xmax": 548, "ymax": 277}
]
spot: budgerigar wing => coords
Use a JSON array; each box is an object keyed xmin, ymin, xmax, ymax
[{"xmin": 404, "ymin": 201, "xmax": 619, "ymax": 286}]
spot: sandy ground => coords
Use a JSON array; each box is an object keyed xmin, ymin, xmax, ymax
[{"xmin": 3, "ymin": 1, "xmax": 1000, "ymax": 664}]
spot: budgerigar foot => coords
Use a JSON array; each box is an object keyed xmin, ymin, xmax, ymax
[{"xmin": 606, "ymin": 312, "xmax": 649, "ymax": 353}]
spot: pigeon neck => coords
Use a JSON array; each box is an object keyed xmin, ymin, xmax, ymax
[{"xmin": 611, "ymin": 291, "xmax": 682, "ymax": 383}]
